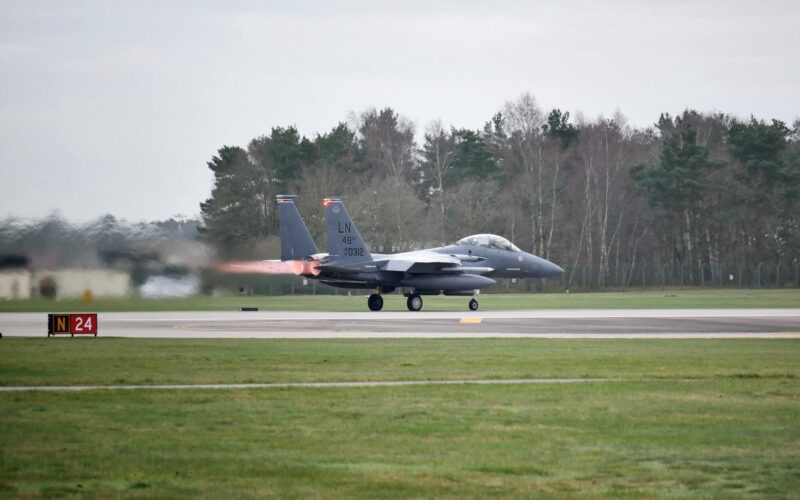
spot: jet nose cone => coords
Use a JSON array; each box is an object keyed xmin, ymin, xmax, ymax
[
  {"xmin": 543, "ymin": 260, "xmax": 564, "ymax": 277},
  {"xmin": 528, "ymin": 255, "xmax": 563, "ymax": 278}
]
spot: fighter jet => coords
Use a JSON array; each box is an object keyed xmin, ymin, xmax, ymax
[{"xmin": 277, "ymin": 195, "xmax": 563, "ymax": 311}]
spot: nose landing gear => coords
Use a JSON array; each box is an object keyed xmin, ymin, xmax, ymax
[
  {"xmin": 406, "ymin": 294, "xmax": 423, "ymax": 312},
  {"xmin": 367, "ymin": 293, "xmax": 384, "ymax": 311},
  {"xmin": 468, "ymin": 298, "xmax": 479, "ymax": 311}
]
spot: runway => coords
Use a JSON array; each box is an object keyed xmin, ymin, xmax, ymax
[{"xmin": 2, "ymin": 309, "xmax": 800, "ymax": 339}]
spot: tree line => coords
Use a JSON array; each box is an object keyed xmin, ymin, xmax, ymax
[
  {"xmin": 200, "ymin": 93, "xmax": 800, "ymax": 288},
  {"xmin": 0, "ymin": 214, "xmax": 201, "ymax": 269}
]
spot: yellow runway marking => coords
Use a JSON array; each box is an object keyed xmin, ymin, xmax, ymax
[
  {"xmin": 173, "ymin": 323, "xmax": 198, "ymax": 330},
  {"xmin": 460, "ymin": 317, "xmax": 483, "ymax": 324}
]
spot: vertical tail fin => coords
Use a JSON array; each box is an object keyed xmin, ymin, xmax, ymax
[
  {"xmin": 324, "ymin": 197, "xmax": 372, "ymax": 262},
  {"xmin": 276, "ymin": 195, "xmax": 319, "ymax": 261}
]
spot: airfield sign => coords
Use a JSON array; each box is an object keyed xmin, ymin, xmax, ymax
[{"xmin": 47, "ymin": 313, "xmax": 98, "ymax": 336}]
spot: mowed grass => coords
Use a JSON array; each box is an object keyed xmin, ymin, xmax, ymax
[
  {"xmin": 1, "ymin": 288, "xmax": 799, "ymax": 312},
  {"xmin": 1, "ymin": 339, "xmax": 799, "ymax": 498},
  {"xmin": 1, "ymin": 338, "xmax": 799, "ymax": 386},
  {"xmin": 2, "ymin": 380, "xmax": 798, "ymax": 498}
]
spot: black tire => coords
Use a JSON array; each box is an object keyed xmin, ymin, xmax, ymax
[
  {"xmin": 468, "ymin": 298, "xmax": 479, "ymax": 311},
  {"xmin": 407, "ymin": 294, "xmax": 423, "ymax": 312},
  {"xmin": 368, "ymin": 294, "xmax": 384, "ymax": 311}
]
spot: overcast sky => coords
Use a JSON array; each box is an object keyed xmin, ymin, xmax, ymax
[{"xmin": 1, "ymin": 0, "xmax": 798, "ymax": 222}]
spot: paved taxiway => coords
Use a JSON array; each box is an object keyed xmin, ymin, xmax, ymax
[{"xmin": 2, "ymin": 309, "xmax": 799, "ymax": 339}]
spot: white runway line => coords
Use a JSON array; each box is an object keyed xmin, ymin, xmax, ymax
[
  {"xmin": 67, "ymin": 308, "xmax": 800, "ymax": 320},
  {"xmin": 3, "ymin": 308, "xmax": 800, "ymax": 323},
  {"xmin": 0, "ymin": 378, "xmax": 611, "ymax": 392},
  {"xmin": 48, "ymin": 332, "xmax": 800, "ymax": 339}
]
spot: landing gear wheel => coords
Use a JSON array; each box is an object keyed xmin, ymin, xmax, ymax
[
  {"xmin": 406, "ymin": 294, "xmax": 423, "ymax": 312},
  {"xmin": 367, "ymin": 294, "xmax": 384, "ymax": 311},
  {"xmin": 468, "ymin": 298, "xmax": 479, "ymax": 311}
]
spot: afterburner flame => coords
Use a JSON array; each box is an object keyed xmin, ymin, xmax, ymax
[
  {"xmin": 296, "ymin": 259, "xmax": 321, "ymax": 276},
  {"xmin": 215, "ymin": 259, "xmax": 320, "ymax": 276}
]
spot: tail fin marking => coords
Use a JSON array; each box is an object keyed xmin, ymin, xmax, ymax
[{"xmin": 324, "ymin": 197, "xmax": 372, "ymax": 263}]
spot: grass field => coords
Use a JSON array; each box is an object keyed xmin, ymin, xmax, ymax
[
  {"xmin": 1, "ymin": 338, "xmax": 799, "ymax": 386},
  {"xmin": 1, "ymin": 288, "xmax": 799, "ymax": 312},
  {"xmin": 1, "ymin": 338, "xmax": 799, "ymax": 498}
]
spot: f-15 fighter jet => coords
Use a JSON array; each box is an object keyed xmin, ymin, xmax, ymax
[{"xmin": 277, "ymin": 195, "xmax": 563, "ymax": 311}]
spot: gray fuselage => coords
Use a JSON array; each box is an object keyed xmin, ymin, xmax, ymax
[
  {"xmin": 316, "ymin": 242, "xmax": 563, "ymax": 293},
  {"xmin": 433, "ymin": 244, "xmax": 564, "ymax": 280}
]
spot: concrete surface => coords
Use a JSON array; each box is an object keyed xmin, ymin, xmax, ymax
[{"xmin": 2, "ymin": 309, "xmax": 799, "ymax": 339}]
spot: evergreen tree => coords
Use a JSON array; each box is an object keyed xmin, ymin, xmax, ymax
[
  {"xmin": 199, "ymin": 146, "xmax": 269, "ymax": 247},
  {"xmin": 728, "ymin": 117, "xmax": 799, "ymax": 260},
  {"xmin": 451, "ymin": 128, "xmax": 498, "ymax": 180},
  {"xmin": 634, "ymin": 121, "xmax": 723, "ymax": 272}
]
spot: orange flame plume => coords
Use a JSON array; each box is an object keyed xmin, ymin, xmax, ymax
[{"xmin": 214, "ymin": 260, "xmax": 320, "ymax": 276}]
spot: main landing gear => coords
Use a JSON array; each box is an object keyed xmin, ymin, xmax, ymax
[
  {"xmin": 406, "ymin": 294, "xmax": 423, "ymax": 312},
  {"xmin": 367, "ymin": 291, "xmax": 478, "ymax": 312},
  {"xmin": 367, "ymin": 293, "xmax": 384, "ymax": 311}
]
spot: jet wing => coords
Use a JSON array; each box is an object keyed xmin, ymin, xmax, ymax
[
  {"xmin": 317, "ymin": 262, "xmax": 383, "ymax": 274},
  {"xmin": 377, "ymin": 251, "xmax": 492, "ymax": 274},
  {"xmin": 321, "ymin": 251, "xmax": 493, "ymax": 275},
  {"xmin": 377, "ymin": 250, "xmax": 456, "ymax": 273}
]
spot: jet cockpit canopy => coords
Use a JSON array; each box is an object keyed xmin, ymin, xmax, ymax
[{"xmin": 457, "ymin": 234, "xmax": 522, "ymax": 252}]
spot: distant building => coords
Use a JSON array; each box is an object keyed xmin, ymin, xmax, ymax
[
  {"xmin": 31, "ymin": 269, "xmax": 132, "ymax": 299},
  {"xmin": 0, "ymin": 254, "xmax": 31, "ymax": 300},
  {"xmin": 0, "ymin": 271, "xmax": 31, "ymax": 300}
]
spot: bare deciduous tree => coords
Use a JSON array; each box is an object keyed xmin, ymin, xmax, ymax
[
  {"xmin": 421, "ymin": 120, "xmax": 456, "ymax": 242},
  {"xmin": 355, "ymin": 107, "xmax": 418, "ymax": 185}
]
